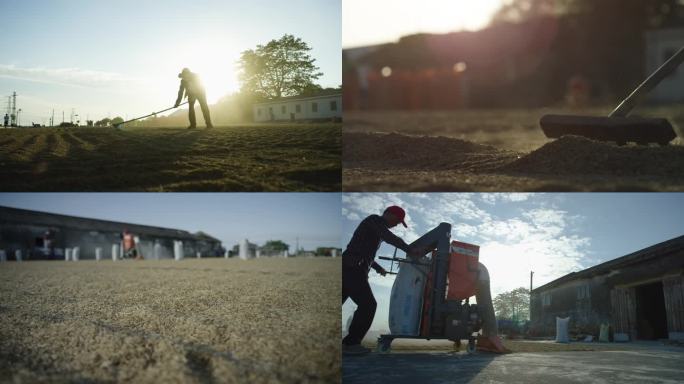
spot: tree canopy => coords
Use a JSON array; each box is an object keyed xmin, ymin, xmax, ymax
[
  {"xmin": 493, "ymin": 287, "xmax": 530, "ymax": 321},
  {"xmin": 238, "ymin": 34, "xmax": 323, "ymax": 99}
]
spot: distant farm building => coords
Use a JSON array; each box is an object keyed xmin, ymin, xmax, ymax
[
  {"xmin": 646, "ymin": 28, "xmax": 684, "ymax": 103},
  {"xmin": 253, "ymin": 91, "xmax": 342, "ymax": 122},
  {"xmin": 530, "ymin": 235, "xmax": 684, "ymax": 341},
  {"xmin": 0, "ymin": 206, "xmax": 223, "ymax": 260}
]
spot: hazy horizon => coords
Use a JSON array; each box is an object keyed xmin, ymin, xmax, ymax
[
  {"xmin": 0, "ymin": 193, "xmax": 342, "ymax": 252},
  {"xmin": 0, "ymin": 0, "xmax": 341, "ymax": 125}
]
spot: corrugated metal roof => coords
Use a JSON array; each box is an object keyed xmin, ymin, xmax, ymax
[
  {"xmin": 532, "ymin": 234, "xmax": 684, "ymax": 293},
  {"xmin": 0, "ymin": 206, "xmax": 219, "ymax": 242}
]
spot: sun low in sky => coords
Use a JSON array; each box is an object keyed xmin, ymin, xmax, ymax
[
  {"xmin": 0, "ymin": 0, "xmax": 341, "ymax": 125},
  {"xmin": 341, "ymin": 193, "xmax": 684, "ymax": 333},
  {"xmin": 343, "ymin": 0, "xmax": 504, "ymax": 48}
]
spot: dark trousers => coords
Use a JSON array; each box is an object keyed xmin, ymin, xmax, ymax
[
  {"xmin": 342, "ymin": 266, "xmax": 376, "ymax": 346},
  {"xmin": 188, "ymin": 93, "xmax": 213, "ymax": 127}
]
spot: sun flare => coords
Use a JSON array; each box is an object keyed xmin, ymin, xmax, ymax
[{"xmin": 175, "ymin": 39, "xmax": 241, "ymax": 104}]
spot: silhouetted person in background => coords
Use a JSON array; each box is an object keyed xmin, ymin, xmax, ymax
[
  {"xmin": 3, "ymin": 113, "xmax": 8, "ymax": 128},
  {"xmin": 175, "ymin": 68, "xmax": 213, "ymax": 129}
]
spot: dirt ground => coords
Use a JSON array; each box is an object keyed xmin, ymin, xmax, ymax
[
  {"xmin": 343, "ymin": 108, "xmax": 684, "ymax": 191},
  {"xmin": 0, "ymin": 258, "xmax": 341, "ymax": 383},
  {"xmin": 0, "ymin": 124, "xmax": 341, "ymax": 191}
]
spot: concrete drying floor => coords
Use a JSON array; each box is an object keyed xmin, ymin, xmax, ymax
[{"xmin": 343, "ymin": 342, "xmax": 684, "ymax": 384}]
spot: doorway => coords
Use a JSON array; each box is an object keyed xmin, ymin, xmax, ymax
[{"xmin": 634, "ymin": 281, "xmax": 668, "ymax": 340}]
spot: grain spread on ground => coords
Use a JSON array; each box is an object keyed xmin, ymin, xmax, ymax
[{"xmin": 0, "ymin": 258, "xmax": 341, "ymax": 383}]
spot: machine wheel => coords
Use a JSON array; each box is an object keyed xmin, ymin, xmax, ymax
[
  {"xmin": 466, "ymin": 339, "xmax": 477, "ymax": 354},
  {"xmin": 377, "ymin": 338, "xmax": 392, "ymax": 353}
]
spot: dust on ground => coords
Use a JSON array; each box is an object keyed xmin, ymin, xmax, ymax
[
  {"xmin": 0, "ymin": 258, "xmax": 341, "ymax": 383},
  {"xmin": 343, "ymin": 109, "xmax": 684, "ymax": 191},
  {"xmin": 0, "ymin": 124, "xmax": 341, "ymax": 191}
]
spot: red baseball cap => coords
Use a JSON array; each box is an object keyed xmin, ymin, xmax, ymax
[{"xmin": 384, "ymin": 205, "xmax": 407, "ymax": 227}]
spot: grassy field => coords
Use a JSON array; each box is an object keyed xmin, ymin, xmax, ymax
[
  {"xmin": 344, "ymin": 107, "xmax": 684, "ymax": 191},
  {"xmin": 0, "ymin": 258, "xmax": 341, "ymax": 383},
  {"xmin": 0, "ymin": 124, "xmax": 340, "ymax": 191}
]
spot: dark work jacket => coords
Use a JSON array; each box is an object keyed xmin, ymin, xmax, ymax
[{"xmin": 343, "ymin": 214, "xmax": 410, "ymax": 274}]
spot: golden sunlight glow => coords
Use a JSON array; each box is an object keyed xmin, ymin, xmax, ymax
[
  {"xmin": 343, "ymin": 0, "xmax": 504, "ymax": 48},
  {"xmin": 174, "ymin": 39, "xmax": 241, "ymax": 104}
]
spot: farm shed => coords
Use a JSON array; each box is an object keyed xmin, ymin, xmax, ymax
[
  {"xmin": 530, "ymin": 235, "xmax": 684, "ymax": 341},
  {"xmin": 0, "ymin": 206, "xmax": 223, "ymax": 260},
  {"xmin": 646, "ymin": 28, "xmax": 684, "ymax": 103},
  {"xmin": 253, "ymin": 91, "xmax": 342, "ymax": 122}
]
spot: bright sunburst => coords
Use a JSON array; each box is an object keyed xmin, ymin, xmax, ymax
[{"xmin": 173, "ymin": 39, "xmax": 241, "ymax": 104}]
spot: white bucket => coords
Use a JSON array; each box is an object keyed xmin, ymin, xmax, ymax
[
  {"xmin": 196, "ymin": 251, "xmax": 201, "ymax": 259},
  {"xmin": 95, "ymin": 247, "xmax": 102, "ymax": 261},
  {"xmin": 224, "ymin": 251, "xmax": 229, "ymax": 259},
  {"xmin": 15, "ymin": 250, "xmax": 23, "ymax": 262},
  {"xmin": 65, "ymin": 248, "xmax": 72, "ymax": 262},
  {"xmin": 555, "ymin": 317, "xmax": 570, "ymax": 343},
  {"xmin": 112, "ymin": 244, "xmax": 119, "ymax": 261},
  {"xmin": 72, "ymin": 247, "xmax": 80, "ymax": 261},
  {"xmin": 0, "ymin": 250, "xmax": 6, "ymax": 262}
]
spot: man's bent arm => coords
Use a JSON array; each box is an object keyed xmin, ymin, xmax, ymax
[
  {"xmin": 368, "ymin": 216, "xmax": 410, "ymax": 252},
  {"xmin": 175, "ymin": 83, "xmax": 185, "ymax": 105}
]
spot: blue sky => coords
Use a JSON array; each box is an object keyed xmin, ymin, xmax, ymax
[
  {"xmin": 341, "ymin": 193, "xmax": 684, "ymax": 332},
  {"xmin": 0, "ymin": 0, "xmax": 341, "ymax": 124},
  {"xmin": 0, "ymin": 193, "xmax": 341, "ymax": 251}
]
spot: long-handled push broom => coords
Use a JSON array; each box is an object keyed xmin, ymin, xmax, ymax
[{"xmin": 540, "ymin": 46, "xmax": 684, "ymax": 146}]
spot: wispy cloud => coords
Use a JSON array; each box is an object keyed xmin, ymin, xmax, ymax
[
  {"xmin": 0, "ymin": 64, "xmax": 144, "ymax": 89},
  {"xmin": 343, "ymin": 193, "xmax": 592, "ymax": 296}
]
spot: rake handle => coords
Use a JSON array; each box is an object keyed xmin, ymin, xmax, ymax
[
  {"xmin": 116, "ymin": 101, "xmax": 189, "ymax": 126},
  {"xmin": 610, "ymin": 46, "xmax": 684, "ymax": 117}
]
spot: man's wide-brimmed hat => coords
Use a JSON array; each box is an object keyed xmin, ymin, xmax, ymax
[{"xmin": 178, "ymin": 67, "xmax": 190, "ymax": 78}]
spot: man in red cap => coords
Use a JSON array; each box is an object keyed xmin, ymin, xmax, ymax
[
  {"xmin": 342, "ymin": 205, "xmax": 422, "ymax": 355},
  {"xmin": 175, "ymin": 67, "xmax": 214, "ymax": 129}
]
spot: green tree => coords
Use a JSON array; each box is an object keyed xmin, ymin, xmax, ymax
[
  {"xmin": 493, "ymin": 287, "xmax": 530, "ymax": 321},
  {"xmin": 261, "ymin": 240, "xmax": 289, "ymax": 253},
  {"xmin": 95, "ymin": 117, "xmax": 112, "ymax": 127},
  {"xmin": 111, "ymin": 117, "xmax": 124, "ymax": 126},
  {"xmin": 238, "ymin": 34, "xmax": 323, "ymax": 99}
]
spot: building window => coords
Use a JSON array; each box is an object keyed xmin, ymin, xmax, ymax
[
  {"xmin": 330, "ymin": 100, "xmax": 337, "ymax": 111},
  {"xmin": 296, "ymin": 104, "xmax": 301, "ymax": 113},
  {"xmin": 312, "ymin": 102, "xmax": 318, "ymax": 113},
  {"xmin": 577, "ymin": 284, "xmax": 591, "ymax": 300},
  {"xmin": 542, "ymin": 293, "xmax": 551, "ymax": 307}
]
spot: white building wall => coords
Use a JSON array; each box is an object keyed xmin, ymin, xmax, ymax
[
  {"xmin": 646, "ymin": 28, "xmax": 684, "ymax": 103},
  {"xmin": 253, "ymin": 94, "xmax": 342, "ymax": 122}
]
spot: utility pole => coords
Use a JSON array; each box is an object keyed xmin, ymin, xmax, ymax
[
  {"xmin": 10, "ymin": 92, "xmax": 17, "ymax": 127},
  {"xmin": 51, "ymin": 109, "xmax": 54, "ymax": 127},
  {"xmin": 530, "ymin": 271, "xmax": 534, "ymax": 320},
  {"xmin": 62, "ymin": 111, "xmax": 64, "ymax": 124}
]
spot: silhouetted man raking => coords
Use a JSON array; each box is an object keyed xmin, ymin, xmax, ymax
[{"xmin": 175, "ymin": 68, "xmax": 213, "ymax": 129}]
